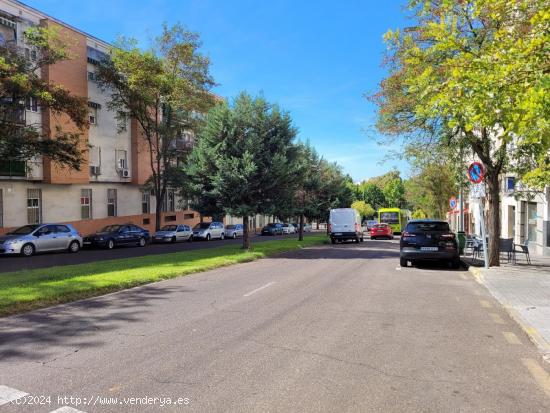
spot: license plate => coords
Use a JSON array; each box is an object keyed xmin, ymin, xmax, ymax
[
  {"xmin": 83, "ymin": 241, "xmax": 91, "ymax": 245},
  {"xmin": 421, "ymin": 247, "xmax": 438, "ymax": 251},
  {"xmin": 334, "ymin": 233, "xmax": 342, "ymax": 236}
]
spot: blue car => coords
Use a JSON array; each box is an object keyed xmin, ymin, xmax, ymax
[{"xmin": 83, "ymin": 224, "xmax": 150, "ymax": 249}]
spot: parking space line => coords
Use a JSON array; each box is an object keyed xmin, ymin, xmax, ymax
[
  {"xmin": 480, "ymin": 300, "xmax": 492, "ymax": 309},
  {"xmin": 0, "ymin": 385, "xmax": 28, "ymax": 406},
  {"xmin": 521, "ymin": 358, "xmax": 550, "ymax": 398},
  {"xmin": 244, "ymin": 282, "xmax": 275, "ymax": 297},
  {"xmin": 502, "ymin": 332, "xmax": 521, "ymax": 345},
  {"xmin": 489, "ymin": 313, "xmax": 506, "ymax": 325}
]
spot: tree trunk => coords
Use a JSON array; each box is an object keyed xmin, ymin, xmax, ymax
[
  {"xmin": 155, "ymin": 194, "xmax": 162, "ymax": 231},
  {"xmin": 242, "ymin": 216, "xmax": 250, "ymax": 250},
  {"xmin": 299, "ymin": 214, "xmax": 304, "ymax": 241},
  {"xmin": 486, "ymin": 170, "xmax": 501, "ymax": 266}
]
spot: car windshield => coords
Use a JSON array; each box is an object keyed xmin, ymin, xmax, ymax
[
  {"xmin": 380, "ymin": 212, "xmax": 399, "ymax": 224},
  {"xmin": 266, "ymin": 223, "xmax": 277, "ymax": 228},
  {"xmin": 161, "ymin": 225, "xmax": 177, "ymax": 231},
  {"xmin": 374, "ymin": 224, "xmax": 388, "ymax": 229},
  {"xmin": 101, "ymin": 225, "xmax": 122, "ymax": 232},
  {"xmin": 406, "ymin": 222, "xmax": 450, "ymax": 232},
  {"xmin": 226, "ymin": 225, "xmax": 235, "ymax": 229},
  {"xmin": 8, "ymin": 225, "xmax": 40, "ymax": 235},
  {"xmin": 194, "ymin": 223, "xmax": 211, "ymax": 229}
]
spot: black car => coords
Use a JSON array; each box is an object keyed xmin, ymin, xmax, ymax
[
  {"xmin": 83, "ymin": 224, "xmax": 150, "ymax": 249},
  {"xmin": 261, "ymin": 223, "xmax": 283, "ymax": 236},
  {"xmin": 399, "ymin": 219, "xmax": 460, "ymax": 268}
]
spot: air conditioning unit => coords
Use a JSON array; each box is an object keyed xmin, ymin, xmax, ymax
[
  {"xmin": 90, "ymin": 165, "xmax": 101, "ymax": 176},
  {"xmin": 121, "ymin": 169, "xmax": 130, "ymax": 178}
]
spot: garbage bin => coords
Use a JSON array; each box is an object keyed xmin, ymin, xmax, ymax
[{"xmin": 457, "ymin": 231, "xmax": 466, "ymax": 255}]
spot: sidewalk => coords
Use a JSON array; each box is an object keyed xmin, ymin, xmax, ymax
[{"xmin": 464, "ymin": 253, "xmax": 550, "ymax": 362}]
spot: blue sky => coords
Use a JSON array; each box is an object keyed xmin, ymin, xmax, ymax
[{"xmin": 25, "ymin": 0, "xmax": 410, "ymax": 182}]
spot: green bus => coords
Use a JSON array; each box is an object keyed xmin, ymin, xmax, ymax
[{"xmin": 378, "ymin": 208, "xmax": 411, "ymax": 234}]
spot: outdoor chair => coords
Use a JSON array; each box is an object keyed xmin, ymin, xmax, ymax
[
  {"xmin": 513, "ymin": 240, "xmax": 531, "ymax": 265},
  {"xmin": 499, "ymin": 238, "xmax": 514, "ymax": 263}
]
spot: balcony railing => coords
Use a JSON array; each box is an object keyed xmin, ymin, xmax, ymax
[
  {"xmin": 0, "ymin": 160, "xmax": 26, "ymax": 177},
  {"xmin": 0, "ymin": 105, "xmax": 26, "ymax": 125}
]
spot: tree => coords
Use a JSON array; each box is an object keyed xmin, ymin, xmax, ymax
[
  {"xmin": 96, "ymin": 24, "xmax": 215, "ymax": 230},
  {"xmin": 361, "ymin": 183, "xmax": 387, "ymax": 210},
  {"xmin": 412, "ymin": 209, "xmax": 427, "ymax": 219},
  {"xmin": 185, "ymin": 93, "xmax": 299, "ymax": 249},
  {"xmin": 371, "ymin": 0, "xmax": 549, "ymax": 266},
  {"xmin": 351, "ymin": 200, "xmax": 375, "ymax": 220},
  {"xmin": 383, "ymin": 178, "xmax": 406, "ymax": 208},
  {"xmin": 0, "ymin": 26, "xmax": 89, "ymax": 169}
]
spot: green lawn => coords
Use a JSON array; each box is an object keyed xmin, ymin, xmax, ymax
[{"xmin": 0, "ymin": 234, "xmax": 327, "ymax": 317}]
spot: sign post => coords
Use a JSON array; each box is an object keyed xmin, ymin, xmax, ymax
[{"xmin": 468, "ymin": 162, "xmax": 488, "ymax": 269}]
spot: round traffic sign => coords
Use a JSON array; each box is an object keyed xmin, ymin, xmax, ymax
[
  {"xmin": 468, "ymin": 162, "xmax": 485, "ymax": 184},
  {"xmin": 449, "ymin": 196, "xmax": 457, "ymax": 210}
]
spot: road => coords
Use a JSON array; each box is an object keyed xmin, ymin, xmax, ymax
[
  {"xmin": 0, "ymin": 232, "xmax": 317, "ymax": 274},
  {"xmin": 1, "ymin": 239, "xmax": 549, "ymax": 412}
]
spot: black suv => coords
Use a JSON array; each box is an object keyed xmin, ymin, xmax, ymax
[
  {"xmin": 400, "ymin": 220, "xmax": 459, "ymax": 268},
  {"xmin": 83, "ymin": 224, "xmax": 150, "ymax": 249}
]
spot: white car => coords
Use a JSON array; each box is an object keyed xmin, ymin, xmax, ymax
[
  {"xmin": 282, "ymin": 223, "xmax": 296, "ymax": 234},
  {"xmin": 193, "ymin": 222, "xmax": 225, "ymax": 241},
  {"xmin": 153, "ymin": 224, "xmax": 193, "ymax": 243}
]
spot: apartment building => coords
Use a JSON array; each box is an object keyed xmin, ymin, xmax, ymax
[{"xmin": 0, "ymin": 0, "xmax": 201, "ymax": 235}]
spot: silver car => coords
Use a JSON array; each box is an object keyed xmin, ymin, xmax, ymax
[
  {"xmin": 0, "ymin": 223, "xmax": 82, "ymax": 257},
  {"xmin": 225, "ymin": 224, "xmax": 244, "ymax": 239},
  {"xmin": 193, "ymin": 222, "xmax": 225, "ymax": 241},
  {"xmin": 153, "ymin": 224, "xmax": 193, "ymax": 243}
]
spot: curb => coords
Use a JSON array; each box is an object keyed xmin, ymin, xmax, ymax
[{"xmin": 467, "ymin": 265, "xmax": 550, "ymax": 363}]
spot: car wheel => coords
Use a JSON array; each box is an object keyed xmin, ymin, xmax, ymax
[
  {"xmin": 21, "ymin": 243, "xmax": 35, "ymax": 257},
  {"xmin": 400, "ymin": 257, "xmax": 408, "ymax": 267},
  {"xmin": 206, "ymin": 234, "xmax": 211, "ymax": 241},
  {"xmin": 221, "ymin": 233, "xmax": 225, "ymax": 240},
  {"xmin": 450, "ymin": 259, "xmax": 461, "ymax": 269},
  {"xmin": 188, "ymin": 235, "xmax": 193, "ymax": 242},
  {"xmin": 331, "ymin": 239, "xmax": 336, "ymax": 244},
  {"xmin": 68, "ymin": 241, "xmax": 80, "ymax": 253},
  {"xmin": 106, "ymin": 239, "xmax": 115, "ymax": 250},
  {"xmin": 233, "ymin": 233, "xmax": 237, "ymax": 239},
  {"xmin": 360, "ymin": 237, "xmax": 364, "ymax": 242},
  {"xmin": 171, "ymin": 236, "xmax": 177, "ymax": 243},
  {"xmin": 138, "ymin": 237, "xmax": 146, "ymax": 247}
]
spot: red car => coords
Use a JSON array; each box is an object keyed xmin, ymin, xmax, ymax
[{"xmin": 370, "ymin": 223, "xmax": 393, "ymax": 240}]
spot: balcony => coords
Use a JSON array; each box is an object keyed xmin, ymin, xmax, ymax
[
  {"xmin": 0, "ymin": 160, "xmax": 26, "ymax": 177},
  {"xmin": 0, "ymin": 105, "xmax": 26, "ymax": 125}
]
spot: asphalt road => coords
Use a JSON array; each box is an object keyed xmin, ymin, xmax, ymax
[
  {"xmin": 0, "ymin": 232, "xmax": 318, "ymax": 274},
  {"xmin": 1, "ymin": 239, "xmax": 549, "ymax": 412}
]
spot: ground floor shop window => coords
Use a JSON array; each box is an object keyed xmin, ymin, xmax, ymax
[
  {"xmin": 27, "ymin": 188, "xmax": 41, "ymax": 224},
  {"xmin": 142, "ymin": 190, "xmax": 150, "ymax": 214}
]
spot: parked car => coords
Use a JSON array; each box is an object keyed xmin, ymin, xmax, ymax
[
  {"xmin": 193, "ymin": 222, "xmax": 225, "ymax": 241},
  {"xmin": 261, "ymin": 223, "xmax": 283, "ymax": 235},
  {"xmin": 153, "ymin": 224, "xmax": 193, "ymax": 243},
  {"xmin": 225, "ymin": 224, "xmax": 244, "ymax": 239},
  {"xmin": 83, "ymin": 224, "xmax": 150, "ymax": 249},
  {"xmin": 303, "ymin": 223, "xmax": 313, "ymax": 232},
  {"xmin": 329, "ymin": 208, "xmax": 364, "ymax": 243},
  {"xmin": 370, "ymin": 223, "xmax": 393, "ymax": 240},
  {"xmin": 0, "ymin": 223, "xmax": 82, "ymax": 257},
  {"xmin": 282, "ymin": 223, "xmax": 296, "ymax": 234},
  {"xmin": 400, "ymin": 219, "xmax": 459, "ymax": 268},
  {"xmin": 291, "ymin": 223, "xmax": 299, "ymax": 232},
  {"xmin": 365, "ymin": 220, "xmax": 379, "ymax": 231}
]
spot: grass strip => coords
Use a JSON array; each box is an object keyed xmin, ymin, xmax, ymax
[{"xmin": 0, "ymin": 234, "xmax": 327, "ymax": 317}]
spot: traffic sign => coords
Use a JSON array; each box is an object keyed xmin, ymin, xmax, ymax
[
  {"xmin": 470, "ymin": 183, "xmax": 486, "ymax": 199},
  {"xmin": 449, "ymin": 196, "xmax": 457, "ymax": 210},
  {"xmin": 467, "ymin": 162, "xmax": 485, "ymax": 184}
]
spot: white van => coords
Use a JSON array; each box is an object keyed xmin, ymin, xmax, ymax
[{"xmin": 329, "ymin": 208, "xmax": 364, "ymax": 244}]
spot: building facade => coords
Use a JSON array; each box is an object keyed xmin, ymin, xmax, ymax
[{"xmin": 0, "ymin": 0, "xmax": 202, "ymax": 235}]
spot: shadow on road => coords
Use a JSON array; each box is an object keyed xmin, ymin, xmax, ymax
[{"xmin": 0, "ymin": 284, "xmax": 186, "ymax": 362}]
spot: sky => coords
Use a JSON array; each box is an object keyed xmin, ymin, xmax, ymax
[{"xmin": 24, "ymin": 0, "xmax": 411, "ymax": 182}]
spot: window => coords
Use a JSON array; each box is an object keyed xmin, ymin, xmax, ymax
[
  {"xmin": 141, "ymin": 191, "xmax": 150, "ymax": 214},
  {"xmin": 25, "ymin": 97, "xmax": 38, "ymax": 112},
  {"xmin": 184, "ymin": 213, "xmax": 194, "ymax": 220},
  {"xmin": 56, "ymin": 225, "xmax": 71, "ymax": 233},
  {"xmin": 27, "ymin": 188, "xmax": 41, "ymax": 224},
  {"xmin": 162, "ymin": 189, "xmax": 175, "ymax": 212},
  {"xmin": 116, "ymin": 150, "xmax": 127, "ymax": 170},
  {"xmin": 81, "ymin": 189, "xmax": 92, "ymax": 219},
  {"xmin": 0, "ymin": 188, "xmax": 3, "ymax": 227},
  {"xmin": 107, "ymin": 189, "xmax": 117, "ymax": 217},
  {"xmin": 165, "ymin": 215, "xmax": 177, "ymax": 222},
  {"xmin": 89, "ymin": 107, "xmax": 97, "ymax": 125},
  {"xmin": 506, "ymin": 177, "xmax": 516, "ymax": 192},
  {"xmin": 87, "ymin": 71, "xmax": 96, "ymax": 81}
]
